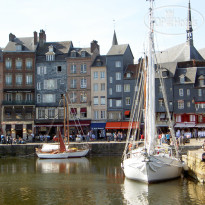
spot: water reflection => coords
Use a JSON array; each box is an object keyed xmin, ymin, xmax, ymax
[
  {"xmin": 36, "ymin": 158, "xmax": 89, "ymax": 174},
  {"xmin": 122, "ymin": 178, "xmax": 205, "ymax": 205}
]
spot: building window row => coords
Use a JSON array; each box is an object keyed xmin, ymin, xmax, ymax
[{"xmin": 5, "ymin": 58, "xmax": 33, "ymax": 70}]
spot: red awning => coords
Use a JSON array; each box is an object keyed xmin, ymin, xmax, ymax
[
  {"xmin": 105, "ymin": 122, "xmax": 139, "ymax": 129},
  {"xmin": 121, "ymin": 122, "xmax": 139, "ymax": 129},
  {"xmin": 69, "ymin": 120, "xmax": 90, "ymax": 127},
  {"xmin": 124, "ymin": 111, "xmax": 130, "ymax": 115},
  {"xmin": 80, "ymin": 107, "xmax": 87, "ymax": 113},
  {"xmin": 70, "ymin": 108, "xmax": 77, "ymax": 114},
  {"xmin": 105, "ymin": 122, "xmax": 122, "ymax": 129}
]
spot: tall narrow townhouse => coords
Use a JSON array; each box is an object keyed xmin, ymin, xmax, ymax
[
  {"xmin": 90, "ymin": 55, "xmax": 107, "ymax": 139},
  {"xmin": 2, "ymin": 32, "xmax": 37, "ymax": 139},
  {"xmin": 35, "ymin": 30, "xmax": 73, "ymax": 138},
  {"xmin": 105, "ymin": 31, "xmax": 134, "ymax": 131},
  {"xmin": 66, "ymin": 40, "xmax": 100, "ymax": 136}
]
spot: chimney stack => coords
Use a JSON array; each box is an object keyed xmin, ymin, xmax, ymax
[
  {"xmin": 34, "ymin": 31, "xmax": 38, "ymax": 45},
  {"xmin": 91, "ymin": 40, "xmax": 100, "ymax": 53},
  {"xmin": 9, "ymin": 33, "xmax": 16, "ymax": 42},
  {"xmin": 39, "ymin": 29, "xmax": 46, "ymax": 47}
]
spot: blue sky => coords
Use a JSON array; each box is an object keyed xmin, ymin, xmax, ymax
[{"xmin": 1, "ymin": 0, "xmax": 204, "ymax": 61}]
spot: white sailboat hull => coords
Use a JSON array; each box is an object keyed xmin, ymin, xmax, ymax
[
  {"xmin": 123, "ymin": 154, "xmax": 182, "ymax": 183},
  {"xmin": 36, "ymin": 149, "xmax": 89, "ymax": 159}
]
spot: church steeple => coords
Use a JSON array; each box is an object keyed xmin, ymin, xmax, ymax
[
  {"xmin": 186, "ymin": 0, "xmax": 193, "ymax": 45},
  {"xmin": 112, "ymin": 30, "xmax": 118, "ymax": 46}
]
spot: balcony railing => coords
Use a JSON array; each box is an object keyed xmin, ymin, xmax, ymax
[{"xmin": 2, "ymin": 100, "xmax": 35, "ymax": 105}]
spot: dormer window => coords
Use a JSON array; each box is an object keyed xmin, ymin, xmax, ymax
[
  {"xmin": 71, "ymin": 51, "xmax": 76, "ymax": 57},
  {"xmin": 199, "ymin": 75, "xmax": 205, "ymax": 87},
  {"xmin": 126, "ymin": 73, "xmax": 131, "ymax": 78},
  {"xmin": 180, "ymin": 75, "xmax": 185, "ymax": 83},
  {"xmin": 46, "ymin": 45, "xmax": 55, "ymax": 61},
  {"xmin": 16, "ymin": 44, "xmax": 22, "ymax": 51},
  {"xmin": 81, "ymin": 51, "xmax": 86, "ymax": 57},
  {"xmin": 96, "ymin": 59, "xmax": 102, "ymax": 66}
]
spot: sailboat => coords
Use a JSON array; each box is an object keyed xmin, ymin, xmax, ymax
[
  {"xmin": 36, "ymin": 95, "xmax": 89, "ymax": 159},
  {"xmin": 121, "ymin": 0, "xmax": 183, "ymax": 183}
]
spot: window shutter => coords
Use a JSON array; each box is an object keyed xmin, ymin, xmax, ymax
[{"xmin": 44, "ymin": 66, "xmax": 47, "ymax": 74}]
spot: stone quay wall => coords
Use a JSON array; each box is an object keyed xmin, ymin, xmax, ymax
[
  {"xmin": 182, "ymin": 149, "xmax": 205, "ymax": 183},
  {"xmin": 0, "ymin": 142, "xmax": 201, "ymax": 157}
]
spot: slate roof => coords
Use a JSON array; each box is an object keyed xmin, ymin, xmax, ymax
[
  {"xmin": 92, "ymin": 55, "xmax": 106, "ymax": 67},
  {"xmin": 4, "ymin": 37, "xmax": 37, "ymax": 52},
  {"xmin": 174, "ymin": 67, "xmax": 197, "ymax": 84},
  {"xmin": 156, "ymin": 42, "xmax": 204, "ymax": 64},
  {"xmin": 124, "ymin": 64, "xmax": 139, "ymax": 79},
  {"xmin": 107, "ymin": 44, "xmax": 129, "ymax": 56},
  {"xmin": 199, "ymin": 48, "xmax": 205, "ymax": 59},
  {"xmin": 68, "ymin": 47, "xmax": 92, "ymax": 57},
  {"xmin": 155, "ymin": 62, "xmax": 177, "ymax": 78}
]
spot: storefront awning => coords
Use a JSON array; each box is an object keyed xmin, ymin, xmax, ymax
[
  {"xmin": 124, "ymin": 111, "xmax": 130, "ymax": 115},
  {"xmin": 91, "ymin": 123, "xmax": 106, "ymax": 130},
  {"xmin": 105, "ymin": 122, "xmax": 139, "ymax": 129},
  {"xmin": 174, "ymin": 123, "xmax": 196, "ymax": 128}
]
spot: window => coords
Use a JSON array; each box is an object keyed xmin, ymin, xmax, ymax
[
  {"xmin": 190, "ymin": 115, "xmax": 195, "ymax": 122},
  {"xmin": 94, "ymin": 97, "xmax": 98, "ymax": 105},
  {"xmin": 48, "ymin": 109, "xmax": 55, "ymax": 118},
  {"xmin": 187, "ymin": 101, "xmax": 191, "ymax": 108},
  {"xmin": 46, "ymin": 54, "xmax": 55, "ymax": 61},
  {"xmin": 198, "ymin": 89, "xmax": 202, "ymax": 97},
  {"xmin": 38, "ymin": 109, "xmax": 45, "ymax": 119},
  {"xmin": 101, "ymin": 111, "xmax": 106, "ymax": 119},
  {"xmin": 5, "ymin": 74, "xmax": 12, "ymax": 85},
  {"xmin": 109, "ymin": 112, "xmax": 113, "ymax": 120},
  {"xmin": 169, "ymin": 101, "xmax": 173, "ymax": 107},
  {"xmin": 81, "ymin": 64, "xmax": 87, "ymax": 73},
  {"xmin": 109, "ymin": 99, "xmax": 113, "ymax": 107},
  {"xmin": 101, "ymin": 83, "xmax": 105, "ymax": 91},
  {"xmin": 116, "ymin": 84, "xmax": 122, "ymax": 92},
  {"xmin": 198, "ymin": 115, "xmax": 203, "ymax": 123},
  {"xmin": 16, "ymin": 93, "xmax": 22, "ymax": 101},
  {"xmin": 16, "ymin": 45, "xmax": 22, "ymax": 51},
  {"xmin": 81, "ymin": 51, "xmax": 86, "ymax": 57},
  {"xmin": 124, "ymin": 84, "xmax": 130, "ymax": 92},
  {"xmin": 80, "ymin": 78, "xmax": 87, "ymax": 88},
  {"xmin": 26, "ymin": 59, "xmax": 32, "ymax": 69},
  {"xmin": 37, "ymin": 82, "xmax": 41, "ymax": 90},
  {"xmin": 109, "ymin": 88, "xmax": 112, "ymax": 95},
  {"xmin": 178, "ymin": 100, "xmax": 184, "ymax": 109},
  {"xmin": 109, "ymin": 77, "xmax": 113, "ymax": 83},
  {"xmin": 42, "ymin": 94, "xmax": 56, "ymax": 103},
  {"xmin": 80, "ymin": 92, "xmax": 87, "ymax": 103},
  {"xmin": 16, "ymin": 74, "xmax": 23, "ymax": 85},
  {"xmin": 159, "ymin": 99, "xmax": 164, "ymax": 107},
  {"xmin": 94, "ymin": 111, "xmax": 98, "ymax": 119},
  {"xmin": 71, "ymin": 51, "xmax": 76, "ymax": 57},
  {"xmin": 116, "ymin": 72, "xmax": 121, "ymax": 80},
  {"xmin": 116, "ymin": 100, "xmax": 122, "ymax": 107},
  {"xmin": 115, "ymin": 61, "xmax": 121, "ymax": 67},
  {"xmin": 16, "ymin": 59, "xmax": 22, "ymax": 69},
  {"xmin": 80, "ymin": 108, "xmax": 87, "ymax": 118},
  {"xmin": 187, "ymin": 89, "xmax": 190, "ymax": 96},
  {"xmin": 71, "ymin": 79, "xmax": 77, "ymax": 88},
  {"xmin": 16, "ymin": 111, "xmax": 22, "ymax": 119},
  {"xmin": 5, "ymin": 59, "xmax": 12, "ymax": 69},
  {"xmin": 100, "ymin": 96, "xmax": 105, "ymax": 105},
  {"xmin": 179, "ymin": 89, "xmax": 183, "ymax": 96},
  {"xmin": 70, "ymin": 64, "xmax": 76, "ymax": 74},
  {"xmin": 26, "ymin": 74, "xmax": 33, "ymax": 85},
  {"xmin": 199, "ymin": 79, "xmax": 204, "ymax": 87},
  {"xmin": 100, "ymin": 71, "xmax": 105, "ymax": 79},
  {"xmin": 37, "ymin": 94, "xmax": 41, "ymax": 103},
  {"xmin": 37, "ymin": 66, "xmax": 47, "ymax": 75},
  {"xmin": 26, "ymin": 93, "xmax": 32, "ymax": 101},
  {"xmin": 126, "ymin": 97, "xmax": 131, "ymax": 105},
  {"xmin": 57, "ymin": 66, "xmax": 62, "ymax": 72},
  {"xmin": 118, "ymin": 112, "xmax": 122, "ymax": 120},
  {"xmin": 44, "ymin": 79, "xmax": 57, "ymax": 90},
  {"xmin": 126, "ymin": 73, "xmax": 131, "ymax": 78},
  {"xmin": 176, "ymin": 115, "xmax": 181, "ymax": 122},
  {"xmin": 94, "ymin": 72, "xmax": 98, "ymax": 79},
  {"xmin": 94, "ymin": 83, "xmax": 98, "ymax": 91},
  {"xmin": 180, "ymin": 75, "xmax": 185, "ymax": 83},
  {"xmin": 70, "ymin": 92, "xmax": 77, "ymax": 103},
  {"xmin": 6, "ymin": 93, "xmax": 12, "ymax": 102}
]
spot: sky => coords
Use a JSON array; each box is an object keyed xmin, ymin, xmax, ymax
[{"xmin": 0, "ymin": 0, "xmax": 205, "ymax": 62}]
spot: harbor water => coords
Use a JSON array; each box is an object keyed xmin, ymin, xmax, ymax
[{"xmin": 0, "ymin": 156, "xmax": 204, "ymax": 205}]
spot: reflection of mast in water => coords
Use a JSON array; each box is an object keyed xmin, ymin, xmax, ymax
[{"xmin": 36, "ymin": 158, "xmax": 89, "ymax": 174}]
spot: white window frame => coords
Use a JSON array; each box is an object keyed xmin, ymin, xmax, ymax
[
  {"xmin": 100, "ymin": 96, "xmax": 105, "ymax": 105},
  {"xmin": 124, "ymin": 84, "xmax": 130, "ymax": 92},
  {"xmin": 178, "ymin": 100, "xmax": 184, "ymax": 109},
  {"xmin": 116, "ymin": 100, "xmax": 122, "ymax": 107},
  {"xmin": 100, "ymin": 71, "xmax": 105, "ymax": 79},
  {"xmin": 94, "ymin": 83, "xmax": 98, "ymax": 92},
  {"xmin": 109, "ymin": 88, "xmax": 112, "ymax": 95},
  {"xmin": 94, "ymin": 97, "xmax": 99, "ymax": 105},
  {"xmin": 115, "ymin": 61, "xmax": 121, "ymax": 67},
  {"xmin": 101, "ymin": 110, "xmax": 106, "ymax": 119},
  {"xmin": 187, "ymin": 89, "xmax": 190, "ymax": 96},
  {"xmin": 37, "ymin": 82, "xmax": 41, "ymax": 90},
  {"xmin": 80, "ymin": 78, "xmax": 87, "ymax": 88},
  {"xmin": 94, "ymin": 72, "xmax": 98, "ymax": 79},
  {"xmin": 198, "ymin": 89, "xmax": 202, "ymax": 97},
  {"xmin": 126, "ymin": 97, "xmax": 131, "ymax": 105},
  {"xmin": 109, "ymin": 77, "xmax": 113, "ymax": 83},
  {"xmin": 116, "ymin": 84, "xmax": 122, "ymax": 92},
  {"xmin": 109, "ymin": 99, "xmax": 112, "ymax": 107},
  {"xmin": 179, "ymin": 89, "xmax": 183, "ymax": 96},
  {"xmin": 116, "ymin": 72, "xmax": 121, "ymax": 80},
  {"xmin": 101, "ymin": 83, "xmax": 105, "ymax": 91}
]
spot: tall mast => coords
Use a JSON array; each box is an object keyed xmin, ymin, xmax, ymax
[{"xmin": 146, "ymin": 0, "xmax": 155, "ymax": 155}]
